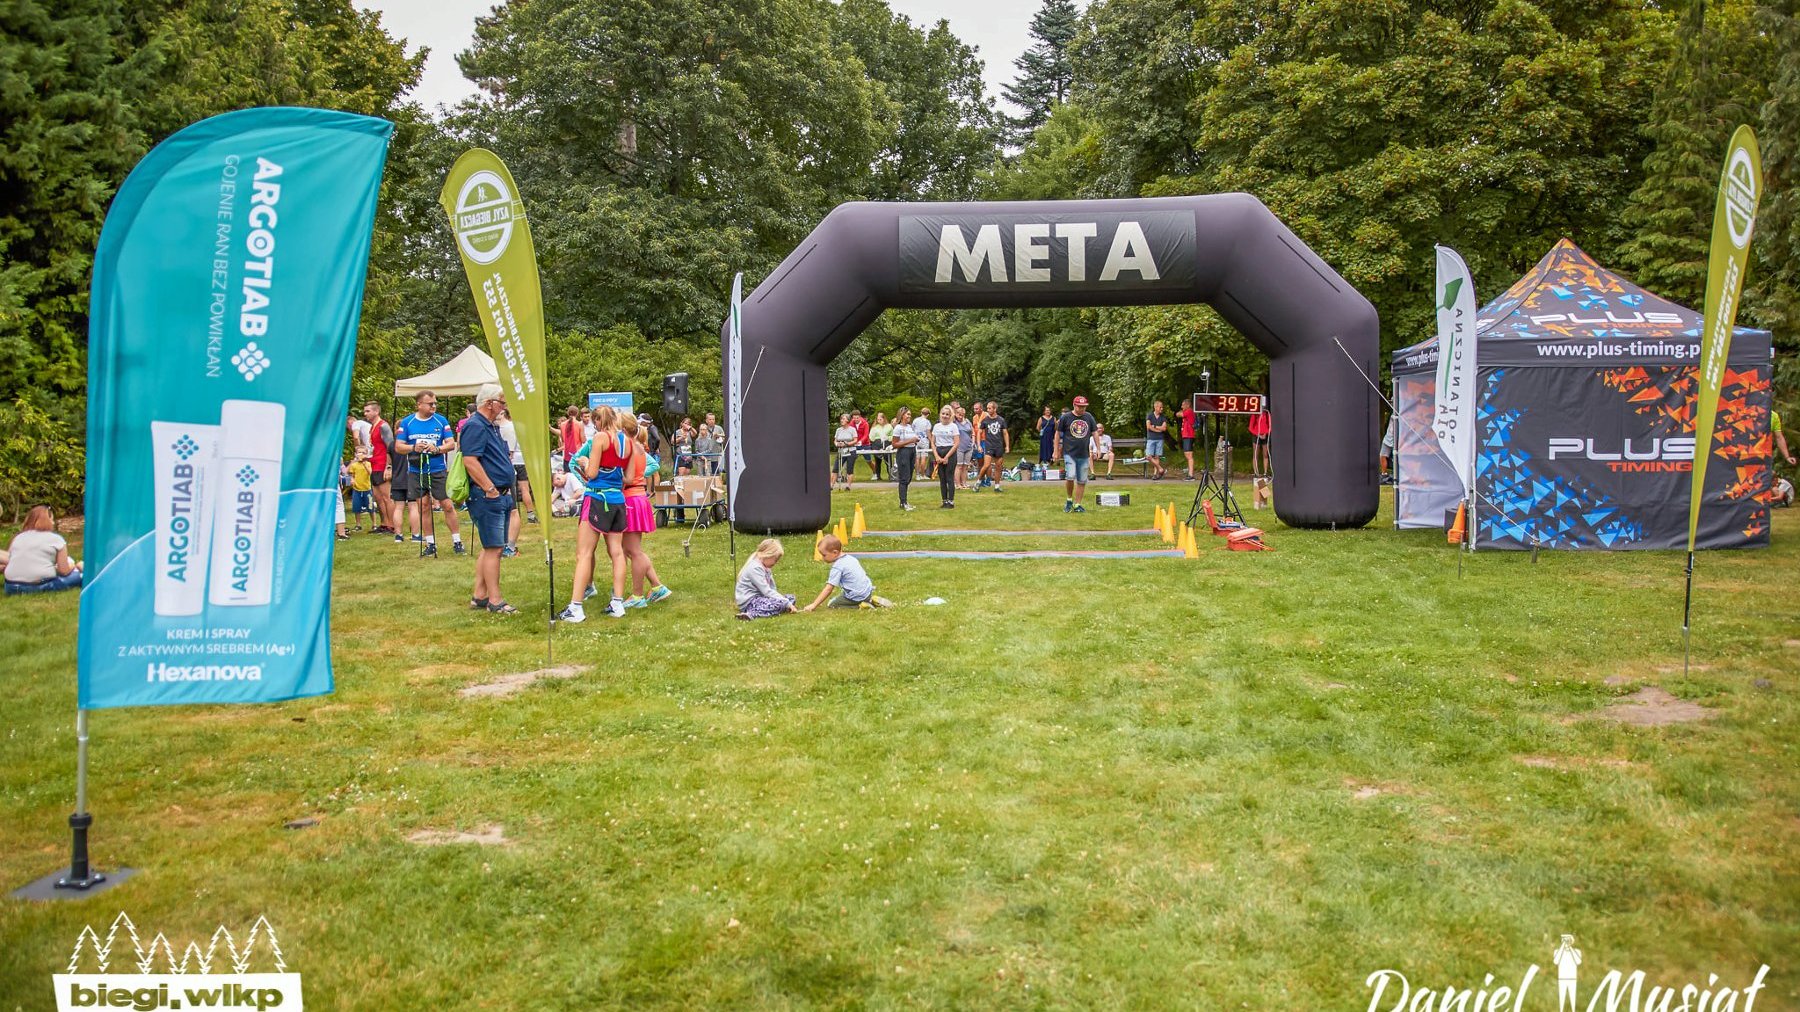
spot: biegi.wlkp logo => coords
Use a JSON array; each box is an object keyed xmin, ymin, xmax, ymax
[
  {"xmin": 54, "ymin": 912, "xmax": 303, "ymax": 1010},
  {"xmin": 452, "ymin": 169, "xmax": 519, "ymax": 266},
  {"xmin": 232, "ymin": 342, "xmax": 270, "ymax": 381}
]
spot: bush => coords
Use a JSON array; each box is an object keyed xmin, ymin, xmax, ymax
[{"xmin": 0, "ymin": 395, "xmax": 85, "ymax": 521}]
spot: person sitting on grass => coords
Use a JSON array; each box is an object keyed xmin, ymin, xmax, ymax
[
  {"xmin": 736, "ymin": 538, "xmax": 798, "ymax": 619},
  {"xmin": 4, "ymin": 506, "xmax": 82, "ymax": 595},
  {"xmin": 803, "ymin": 535, "xmax": 892, "ymax": 611}
]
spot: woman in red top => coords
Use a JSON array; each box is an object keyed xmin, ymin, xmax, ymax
[
  {"xmin": 1177, "ymin": 399, "xmax": 1199, "ymax": 479},
  {"xmin": 619, "ymin": 415, "xmax": 669, "ymax": 608},
  {"xmin": 1248, "ymin": 404, "xmax": 1272, "ymax": 476},
  {"xmin": 558, "ymin": 405, "xmax": 585, "ymax": 471}
]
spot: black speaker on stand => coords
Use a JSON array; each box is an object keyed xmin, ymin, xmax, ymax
[{"xmin": 663, "ymin": 373, "xmax": 689, "ymax": 416}]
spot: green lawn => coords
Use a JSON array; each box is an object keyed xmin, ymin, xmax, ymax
[{"xmin": 2, "ymin": 484, "xmax": 1797, "ymax": 1009}]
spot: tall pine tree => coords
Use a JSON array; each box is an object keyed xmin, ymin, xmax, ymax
[{"xmin": 1001, "ymin": 0, "xmax": 1081, "ymax": 148}]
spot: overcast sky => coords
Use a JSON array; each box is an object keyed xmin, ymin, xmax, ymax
[{"xmin": 353, "ymin": 0, "xmax": 1050, "ymax": 114}]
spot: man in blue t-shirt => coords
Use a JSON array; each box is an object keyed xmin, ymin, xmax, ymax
[
  {"xmin": 459, "ymin": 384, "xmax": 517, "ymax": 610},
  {"xmin": 1054, "ymin": 395, "xmax": 1098, "ymax": 513},
  {"xmin": 394, "ymin": 390, "xmax": 463, "ymax": 555}
]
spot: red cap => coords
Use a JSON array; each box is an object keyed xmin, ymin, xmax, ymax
[{"xmin": 1073, "ymin": 395, "xmax": 1088, "ymax": 406}]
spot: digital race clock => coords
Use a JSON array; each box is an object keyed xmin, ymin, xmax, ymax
[{"xmin": 1190, "ymin": 393, "xmax": 1265, "ymax": 414}]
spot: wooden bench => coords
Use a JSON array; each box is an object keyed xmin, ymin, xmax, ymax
[{"xmin": 1107, "ymin": 437, "xmax": 1152, "ymax": 477}]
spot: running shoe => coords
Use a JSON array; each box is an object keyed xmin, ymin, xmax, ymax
[
  {"xmin": 645, "ymin": 586, "xmax": 673, "ymax": 605},
  {"xmin": 607, "ymin": 597, "xmax": 627, "ymax": 619},
  {"xmin": 453, "ymin": 542, "xmax": 467, "ymax": 555},
  {"xmin": 421, "ymin": 543, "xmax": 438, "ymax": 557},
  {"xmin": 1063, "ymin": 500, "xmax": 1073, "ymax": 513},
  {"xmin": 558, "ymin": 603, "xmax": 586, "ymax": 624},
  {"xmin": 1072, "ymin": 504, "xmax": 1086, "ymax": 513},
  {"xmin": 501, "ymin": 546, "xmax": 518, "ymax": 558},
  {"xmin": 623, "ymin": 596, "xmax": 648, "ymax": 609}
]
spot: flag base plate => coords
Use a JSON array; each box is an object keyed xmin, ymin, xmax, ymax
[{"xmin": 11, "ymin": 866, "xmax": 135, "ymax": 901}]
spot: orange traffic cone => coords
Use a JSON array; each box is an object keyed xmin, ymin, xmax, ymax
[{"xmin": 1447, "ymin": 501, "xmax": 1467, "ymax": 545}]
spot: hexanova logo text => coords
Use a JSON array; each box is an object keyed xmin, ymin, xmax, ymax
[
  {"xmin": 452, "ymin": 170, "xmax": 518, "ymax": 266},
  {"xmin": 53, "ymin": 912, "xmax": 303, "ymax": 1011},
  {"xmin": 1363, "ymin": 934, "xmax": 1769, "ymax": 1012}
]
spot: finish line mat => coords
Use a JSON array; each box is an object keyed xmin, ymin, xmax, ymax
[
  {"xmin": 849, "ymin": 549, "xmax": 1186, "ymax": 560},
  {"xmin": 859, "ymin": 528, "xmax": 1160, "ymax": 537}
]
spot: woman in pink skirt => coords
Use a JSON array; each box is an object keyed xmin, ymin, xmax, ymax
[{"xmin": 619, "ymin": 415, "xmax": 670, "ymax": 609}]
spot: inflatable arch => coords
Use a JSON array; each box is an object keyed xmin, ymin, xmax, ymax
[{"xmin": 722, "ymin": 194, "xmax": 1380, "ymax": 533}]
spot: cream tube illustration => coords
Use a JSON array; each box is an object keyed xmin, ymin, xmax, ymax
[
  {"xmin": 208, "ymin": 399, "xmax": 286, "ymax": 608},
  {"xmin": 150, "ymin": 421, "xmax": 220, "ymax": 616}
]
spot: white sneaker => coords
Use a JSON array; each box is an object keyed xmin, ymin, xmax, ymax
[
  {"xmin": 558, "ymin": 603, "xmax": 586, "ymax": 624},
  {"xmin": 607, "ymin": 597, "xmax": 627, "ymax": 619},
  {"xmin": 901, "ymin": 503, "xmax": 915, "ymax": 512}
]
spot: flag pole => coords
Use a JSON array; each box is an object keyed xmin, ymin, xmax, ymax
[
  {"xmin": 57, "ymin": 707, "xmax": 104, "ymax": 890},
  {"xmin": 1682, "ymin": 551, "xmax": 1694, "ymax": 678}
]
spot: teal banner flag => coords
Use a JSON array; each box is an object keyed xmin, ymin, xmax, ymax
[{"xmin": 78, "ymin": 107, "xmax": 393, "ymax": 708}]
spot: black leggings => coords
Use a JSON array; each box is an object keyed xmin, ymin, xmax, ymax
[
  {"xmin": 936, "ymin": 447, "xmax": 956, "ymax": 503},
  {"xmin": 895, "ymin": 445, "xmax": 916, "ymax": 505}
]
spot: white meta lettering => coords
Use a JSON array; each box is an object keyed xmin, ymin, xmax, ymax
[
  {"xmin": 936, "ymin": 223, "xmax": 1005, "ymax": 283},
  {"xmin": 1053, "ymin": 222, "xmax": 1097, "ymax": 281},
  {"xmin": 1099, "ymin": 221, "xmax": 1159, "ymax": 281},
  {"xmin": 1013, "ymin": 223, "xmax": 1051, "ymax": 282}
]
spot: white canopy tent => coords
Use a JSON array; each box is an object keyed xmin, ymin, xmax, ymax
[{"xmin": 392, "ymin": 345, "xmax": 497, "ymax": 397}]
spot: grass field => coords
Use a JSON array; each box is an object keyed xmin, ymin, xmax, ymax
[{"xmin": 2, "ymin": 483, "xmax": 1797, "ymax": 1009}]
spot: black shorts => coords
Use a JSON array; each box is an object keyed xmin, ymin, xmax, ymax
[
  {"xmin": 983, "ymin": 444, "xmax": 1006, "ymax": 459},
  {"xmin": 396, "ymin": 471, "xmax": 448, "ymax": 502},
  {"xmin": 370, "ymin": 468, "xmax": 388, "ymax": 486},
  {"xmin": 513, "ymin": 464, "xmax": 529, "ymax": 485},
  {"xmin": 582, "ymin": 498, "xmax": 627, "ymax": 533},
  {"xmin": 1253, "ymin": 434, "xmax": 1269, "ymax": 446},
  {"xmin": 1181, "ymin": 437, "xmax": 1195, "ymax": 452}
]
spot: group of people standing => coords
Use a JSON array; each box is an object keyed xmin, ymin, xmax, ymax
[
  {"xmin": 556, "ymin": 405, "xmax": 672, "ymax": 622},
  {"xmin": 833, "ymin": 401, "xmax": 1013, "ymax": 510}
]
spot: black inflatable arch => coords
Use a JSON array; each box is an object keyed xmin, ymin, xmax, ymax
[{"xmin": 723, "ymin": 194, "xmax": 1379, "ymax": 533}]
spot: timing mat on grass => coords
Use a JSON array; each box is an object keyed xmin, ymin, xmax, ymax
[
  {"xmin": 850, "ymin": 548, "xmax": 1186, "ymax": 560},
  {"xmin": 859, "ymin": 527, "xmax": 1161, "ymax": 537}
]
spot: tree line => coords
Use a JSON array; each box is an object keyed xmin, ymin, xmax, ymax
[{"xmin": 2, "ymin": 0, "xmax": 1794, "ymax": 514}]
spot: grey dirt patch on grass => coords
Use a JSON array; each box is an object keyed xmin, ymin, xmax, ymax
[
  {"xmin": 457, "ymin": 665, "xmax": 588, "ymax": 699},
  {"xmin": 1592, "ymin": 686, "xmax": 1712, "ymax": 726},
  {"xmin": 407, "ymin": 824, "xmax": 510, "ymax": 846}
]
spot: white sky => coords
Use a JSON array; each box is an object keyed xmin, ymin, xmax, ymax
[{"xmin": 354, "ymin": 0, "xmax": 1050, "ymax": 114}]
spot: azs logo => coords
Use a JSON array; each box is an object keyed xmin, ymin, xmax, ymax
[{"xmin": 1549, "ymin": 436, "xmax": 1693, "ymax": 473}]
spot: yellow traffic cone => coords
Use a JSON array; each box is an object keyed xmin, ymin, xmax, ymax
[
  {"xmin": 1153, "ymin": 503, "xmax": 1164, "ymax": 533},
  {"xmin": 852, "ymin": 502, "xmax": 867, "ymax": 539},
  {"xmin": 1183, "ymin": 524, "xmax": 1199, "ymax": 559},
  {"xmin": 813, "ymin": 529, "xmax": 825, "ymax": 562},
  {"xmin": 1162, "ymin": 505, "xmax": 1176, "ymax": 543},
  {"xmin": 834, "ymin": 517, "xmax": 848, "ymax": 543}
]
